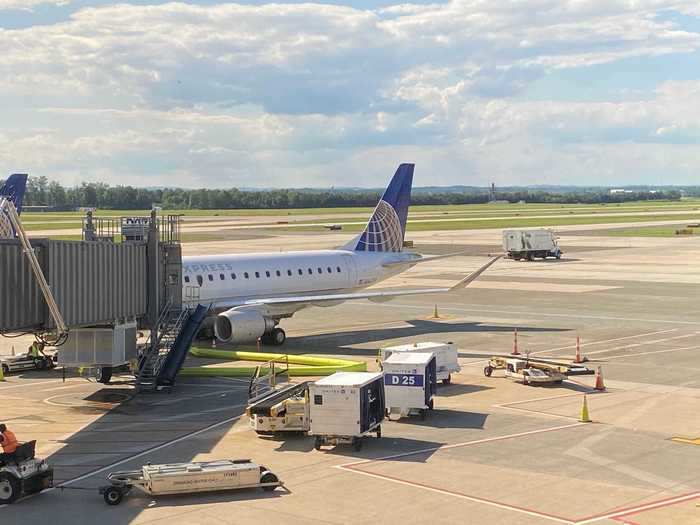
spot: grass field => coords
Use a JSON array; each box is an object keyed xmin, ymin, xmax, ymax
[{"xmin": 599, "ymin": 226, "xmax": 699, "ymax": 237}]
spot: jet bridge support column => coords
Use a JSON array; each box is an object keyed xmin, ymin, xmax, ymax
[{"xmin": 146, "ymin": 209, "xmax": 160, "ymax": 353}]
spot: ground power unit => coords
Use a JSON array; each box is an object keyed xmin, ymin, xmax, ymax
[
  {"xmin": 309, "ymin": 372, "xmax": 385, "ymax": 451},
  {"xmin": 381, "ymin": 342, "xmax": 460, "ymax": 384},
  {"xmin": 382, "ymin": 352, "xmax": 437, "ymax": 420}
]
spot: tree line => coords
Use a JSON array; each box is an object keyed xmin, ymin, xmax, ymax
[{"xmin": 1, "ymin": 175, "xmax": 684, "ymax": 210}]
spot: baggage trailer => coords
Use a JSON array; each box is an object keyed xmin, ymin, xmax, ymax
[
  {"xmin": 483, "ymin": 356, "xmax": 593, "ymax": 386},
  {"xmin": 381, "ymin": 342, "xmax": 460, "ymax": 385},
  {"xmin": 246, "ymin": 382, "xmax": 311, "ymax": 435},
  {"xmin": 382, "ymin": 352, "xmax": 437, "ymax": 420},
  {"xmin": 503, "ymin": 229, "xmax": 561, "ymax": 261},
  {"xmin": 309, "ymin": 372, "xmax": 385, "ymax": 451},
  {"xmin": 99, "ymin": 459, "xmax": 283, "ymax": 505}
]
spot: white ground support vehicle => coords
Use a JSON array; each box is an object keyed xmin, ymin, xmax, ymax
[
  {"xmin": 247, "ymin": 382, "xmax": 310, "ymax": 435},
  {"xmin": 503, "ymin": 358, "xmax": 565, "ymax": 385},
  {"xmin": 0, "ymin": 441, "xmax": 54, "ymax": 504},
  {"xmin": 99, "ymin": 459, "xmax": 283, "ymax": 505},
  {"xmin": 382, "ymin": 352, "xmax": 437, "ymax": 420},
  {"xmin": 381, "ymin": 342, "xmax": 460, "ymax": 385},
  {"xmin": 309, "ymin": 372, "xmax": 385, "ymax": 451},
  {"xmin": 503, "ymin": 229, "xmax": 562, "ymax": 261},
  {"xmin": 0, "ymin": 354, "xmax": 55, "ymax": 375}
]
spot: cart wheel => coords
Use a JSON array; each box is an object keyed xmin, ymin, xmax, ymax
[
  {"xmin": 428, "ymin": 398, "xmax": 434, "ymax": 410},
  {"xmin": 260, "ymin": 471, "xmax": 279, "ymax": 492},
  {"xmin": 103, "ymin": 486, "xmax": 123, "ymax": 506},
  {"xmin": 442, "ymin": 374, "xmax": 451, "ymax": 385},
  {"xmin": 376, "ymin": 425, "xmax": 382, "ymax": 439},
  {"xmin": 352, "ymin": 438, "xmax": 363, "ymax": 452},
  {"xmin": 483, "ymin": 366, "xmax": 493, "ymax": 377},
  {"xmin": 314, "ymin": 436, "xmax": 322, "ymax": 450},
  {"xmin": 0, "ymin": 472, "xmax": 21, "ymax": 504}
]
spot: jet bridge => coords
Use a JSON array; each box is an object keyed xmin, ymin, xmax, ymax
[{"xmin": 0, "ymin": 207, "xmax": 184, "ymax": 384}]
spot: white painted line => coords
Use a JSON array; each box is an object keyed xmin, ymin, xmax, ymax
[
  {"xmin": 528, "ymin": 329, "xmax": 678, "ymax": 355},
  {"xmin": 339, "ymin": 466, "xmax": 576, "ymax": 524},
  {"xmin": 0, "ymin": 379, "xmax": 78, "ymax": 391},
  {"xmin": 337, "ymin": 423, "xmax": 587, "ymax": 525},
  {"xmin": 602, "ymin": 345, "xmax": 700, "ymax": 361},
  {"xmin": 50, "ymin": 411, "xmax": 246, "ymax": 490},
  {"xmin": 339, "ymin": 422, "xmax": 586, "ymax": 467},
  {"xmin": 366, "ymin": 302, "xmax": 700, "ymax": 326},
  {"xmin": 576, "ymin": 491, "xmax": 700, "ymax": 524},
  {"xmin": 40, "ymin": 382, "xmax": 96, "ymax": 392}
]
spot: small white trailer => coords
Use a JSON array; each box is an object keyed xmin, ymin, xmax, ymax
[
  {"xmin": 309, "ymin": 372, "xmax": 385, "ymax": 451},
  {"xmin": 503, "ymin": 229, "xmax": 561, "ymax": 261},
  {"xmin": 381, "ymin": 342, "xmax": 460, "ymax": 385},
  {"xmin": 99, "ymin": 459, "xmax": 283, "ymax": 505},
  {"xmin": 382, "ymin": 352, "xmax": 437, "ymax": 420}
]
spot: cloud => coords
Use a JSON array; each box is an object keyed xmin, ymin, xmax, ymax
[
  {"xmin": 0, "ymin": 0, "xmax": 68, "ymax": 9},
  {"xmin": 1, "ymin": 1, "xmax": 700, "ymax": 186}
]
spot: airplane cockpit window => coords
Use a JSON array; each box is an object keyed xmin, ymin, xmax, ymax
[{"xmin": 196, "ymin": 275, "xmax": 203, "ymax": 286}]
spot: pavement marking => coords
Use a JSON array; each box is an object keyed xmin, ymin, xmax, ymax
[
  {"xmin": 494, "ymin": 392, "xmax": 595, "ymax": 421},
  {"xmin": 601, "ymin": 344, "xmax": 700, "ymax": 361},
  {"xmin": 527, "ymin": 329, "xmax": 678, "ymax": 354},
  {"xmin": 575, "ymin": 491, "xmax": 700, "ymax": 524},
  {"xmin": 544, "ymin": 334, "xmax": 697, "ymax": 359},
  {"xmin": 150, "ymin": 388, "xmax": 245, "ymax": 406},
  {"xmin": 670, "ymin": 436, "xmax": 700, "ymax": 446},
  {"xmin": 366, "ymin": 302, "xmax": 700, "ymax": 326},
  {"xmin": 337, "ymin": 423, "xmax": 587, "ymax": 525},
  {"xmin": 40, "ymin": 382, "xmax": 99, "ymax": 392},
  {"xmin": 0, "ymin": 379, "xmax": 80, "ymax": 391}
]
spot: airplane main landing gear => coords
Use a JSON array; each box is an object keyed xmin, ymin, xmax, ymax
[{"xmin": 261, "ymin": 327, "xmax": 286, "ymax": 346}]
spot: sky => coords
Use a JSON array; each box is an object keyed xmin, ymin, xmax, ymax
[{"xmin": 2, "ymin": 1, "xmax": 700, "ymax": 189}]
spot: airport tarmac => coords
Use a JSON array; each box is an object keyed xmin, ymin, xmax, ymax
[{"xmin": 1, "ymin": 226, "xmax": 699, "ymax": 524}]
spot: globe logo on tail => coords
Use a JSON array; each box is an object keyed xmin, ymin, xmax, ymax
[{"xmin": 356, "ymin": 200, "xmax": 403, "ymax": 252}]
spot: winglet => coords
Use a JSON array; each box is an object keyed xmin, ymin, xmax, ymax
[
  {"xmin": 351, "ymin": 163, "xmax": 414, "ymax": 252},
  {"xmin": 449, "ymin": 255, "xmax": 501, "ymax": 291}
]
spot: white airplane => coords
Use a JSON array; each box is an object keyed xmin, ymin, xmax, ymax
[{"xmin": 182, "ymin": 164, "xmax": 500, "ymax": 346}]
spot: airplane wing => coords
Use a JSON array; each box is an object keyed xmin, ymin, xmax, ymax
[{"xmin": 213, "ymin": 256, "xmax": 500, "ymax": 311}]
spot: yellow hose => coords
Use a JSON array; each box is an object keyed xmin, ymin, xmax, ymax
[{"xmin": 180, "ymin": 347, "xmax": 367, "ymax": 377}]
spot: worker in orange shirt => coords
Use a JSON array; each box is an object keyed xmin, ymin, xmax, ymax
[{"xmin": 0, "ymin": 423, "xmax": 18, "ymax": 463}]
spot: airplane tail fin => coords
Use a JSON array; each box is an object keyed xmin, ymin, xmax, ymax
[
  {"xmin": 0, "ymin": 174, "xmax": 28, "ymax": 238},
  {"xmin": 0, "ymin": 174, "xmax": 28, "ymax": 215},
  {"xmin": 348, "ymin": 163, "xmax": 413, "ymax": 252}
]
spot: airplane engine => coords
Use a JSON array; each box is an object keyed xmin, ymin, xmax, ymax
[{"xmin": 214, "ymin": 309, "xmax": 275, "ymax": 344}]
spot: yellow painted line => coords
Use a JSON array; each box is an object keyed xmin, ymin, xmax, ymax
[{"xmin": 671, "ymin": 436, "xmax": 700, "ymax": 446}]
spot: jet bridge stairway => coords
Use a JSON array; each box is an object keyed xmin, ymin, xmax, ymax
[{"xmin": 136, "ymin": 304, "xmax": 208, "ymax": 392}]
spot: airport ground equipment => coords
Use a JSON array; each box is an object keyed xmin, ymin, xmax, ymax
[
  {"xmin": 0, "ymin": 441, "xmax": 53, "ymax": 504},
  {"xmin": 181, "ymin": 348, "xmax": 367, "ymax": 377},
  {"xmin": 382, "ymin": 352, "xmax": 437, "ymax": 420},
  {"xmin": 483, "ymin": 356, "xmax": 594, "ymax": 386},
  {"xmin": 0, "ymin": 353, "xmax": 55, "ymax": 375},
  {"xmin": 136, "ymin": 303, "xmax": 208, "ymax": 391},
  {"xmin": 503, "ymin": 229, "xmax": 561, "ymax": 260},
  {"xmin": 247, "ymin": 382, "xmax": 311, "ymax": 435},
  {"xmin": 381, "ymin": 342, "xmax": 460, "ymax": 385},
  {"xmin": 309, "ymin": 372, "xmax": 385, "ymax": 451},
  {"xmin": 99, "ymin": 459, "xmax": 282, "ymax": 505}
]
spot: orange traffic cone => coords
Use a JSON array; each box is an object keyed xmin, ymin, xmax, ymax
[
  {"xmin": 511, "ymin": 328, "xmax": 520, "ymax": 355},
  {"xmin": 574, "ymin": 335, "xmax": 583, "ymax": 363},
  {"xmin": 595, "ymin": 366, "xmax": 606, "ymax": 391}
]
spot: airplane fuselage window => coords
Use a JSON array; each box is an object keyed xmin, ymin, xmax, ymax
[
  {"xmin": 244, "ymin": 272, "xmax": 249, "ymax": 279},
  {"xmin": 255, "ymin": 271, "xmax": 260, "ymax": 278},
  {"xmin": 307, "ymin": 268, "xmax": 312, "ymax": 275},
  {"xmin": 231, "ymin": 273, "xmax": 236, "ymax": 280},
  {"xmin": 208, "ymin": 274, "xmax": 213, "ymax": 281},
  {"xmin": 184, "ymin": 276, "xmax": 190, "ymax": 283},
  {"xmin": 197, "ymin": 275, "xmax": 203, "ymax": 286},
  {"xmin": 298, "ymin": 269, "xmax": 303, "ymax": 275},
  {"xmin": 266, "ymin": 271, "xmax": 271, "ymax": 277},
  {"xmin": 336, "ymin": 266, "xmax": 341, "ymax": 272},
  {"xmin": 276, "ymin": 270, "xmax": 281, "ymax": 277},
  {"xmin": 327, "ymin": 267, "xmax": 332, "ymax": 273},
  {"xmin": 287, "ymin": 270, "xmax": 292, "ymax": 276},
  {"xmin": 219, "ymin": 273, "xmax": 225, "ymax": 280}
]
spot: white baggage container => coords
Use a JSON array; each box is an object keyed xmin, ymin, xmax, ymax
[
  {"xmin": 309, "ymin": 371, "xmax": 385, "ymax": 451},
  {"xmin": 383, "ymin": 352, "xmax": 437, "ymax": 420},
  {"xmin": 381, "ymin": 342, "xmax": 460, "ymax": 384}
]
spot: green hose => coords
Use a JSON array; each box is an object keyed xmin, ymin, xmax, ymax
[{"xmin": 180, "ymin": 347, "xmax": 367, "ymax": 377}]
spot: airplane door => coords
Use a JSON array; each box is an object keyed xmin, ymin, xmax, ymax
[{"xmin": 341, "ymin": 254, "xmax": 358, "ymax": 288}]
